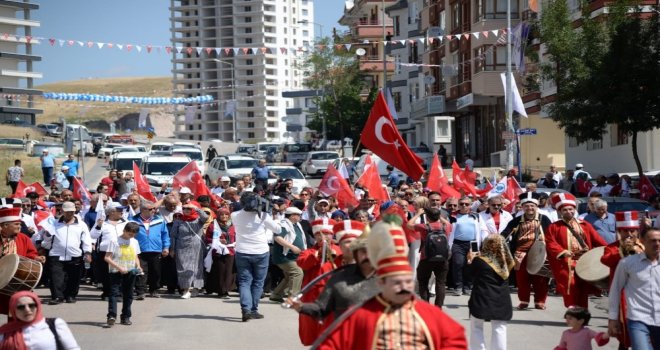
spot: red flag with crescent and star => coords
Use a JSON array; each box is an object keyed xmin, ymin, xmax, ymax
[
  {"xmin": 72, "ymin": 177, "xmax": 92, "ymax": 204},
  {"xmin": 427, "ymin": 154, "xmax": 461, "ymax": 200},
  {"xmin": 356, "ymin": 155, "xmax": 389, "ymax": 202},
  {"xmin": 132, "ymin": 162, "xmax": 157, "ymax": 202},
  {"xmin": 172, "ymin": 161, "xmax": 212, "ymax": 197},
  {"xmin": 452, "ymin": 160, "xmax": 478, "ymax": 197},
  {"xmin": 318, "ymin": 164, "xmax": 358, "ymax": 210},
  {"xmin": 28, "ymin": 182, "xmax": 49, "ymax": 197},
  {"xmin": 639, "ymin": 175, "xmax": 659, "ymax": 202},
  {"xmin": 12, "ymin": 180, "xmax": 30, "ymax": 198},
  {"xmin": 360, "ymin": 91, "xmax": 425, "ymax": 181}
]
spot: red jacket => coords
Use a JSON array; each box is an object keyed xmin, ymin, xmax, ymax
[
  {"xmin": 318, "ymin": 295, "xmax": 467, "ymax": 350},
  {"xmin": 545, "ymin": 219, "xmax": 607, "ymax": 296}
]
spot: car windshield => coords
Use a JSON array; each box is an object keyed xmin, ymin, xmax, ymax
[
  {"xmin": 259, "ymin": 144, "xmax": 278, "ymax": 151},
  {"xmin": 227, "ymin": 159, "xmax": 258, "ymax": 169},
  {"xmin": 172, "ymin": 151, "xmax": 202, "ymax": 161},
  {"xmin": 312, "ymin": 153, "xmax": 339, "ymax": 160},
  {"xmin": 144, "ymin": 162, "xmax": 188, "ymax": 175},
  {"xmin": 284, "ymin": 144, "xmax": 312, "ymax": 153},
  {"xmin": 114, "ymin": 159, "xmax": 142, "ymax": 171},
  {"xmin": 114, "ymin": 148, "xmax": 138, "ymax": 153},
  {"xmin": 237, "ymin": 146, "xmax": 255, "ymax": 153},
  {"xmin": 271, "ymin": 168, "xmax": 304, "ymax": 179},
  {"xmin": 152, "ymin": 145, "xmax": 172, "ymax": 151}
]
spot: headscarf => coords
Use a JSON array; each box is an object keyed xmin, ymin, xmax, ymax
[
  {"xmin": 477, "ymin": 234, "xmax": 515, "ymax": 280},
  {"xmin": 0, "ymin": 291, "xmax": 44, "ymax": 350}
]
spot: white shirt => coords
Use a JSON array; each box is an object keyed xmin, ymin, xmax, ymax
[
  {"xmin": 90, "ymin": 220, "xmax": 127, "ymax": 252},
  {"xmin": 231, "ymin": 210, "xmax": 281, "ymax": 254},
  {"xmin": 41, "ymin": 218, "xmax": 92, "ymax": 261},
  {"xmin": 609, "ymin": 253, "xmax": 660, "ymax": 326},
  {"xmin": 552, "ymin": 171, "xmax": 563, "ymax": 183},
  {"xmin": 478, "ymin": 210, "xmax": 513, "ymax": 237},
  {"xmin": 589, "ymin": 184, "xmax": 613, "ymax": 197},
  {"xmin": 538, "ymin": 207, "xmax": 559, "ymax": 222},
  {"xmin": 0, "ymin": 318, "xmax": 80, "ymax": 350}
]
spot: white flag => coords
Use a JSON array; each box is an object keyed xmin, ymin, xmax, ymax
[
  {"xmin": 500, "ymin": 72, "xmax": 528, "ymax": 118},
  {"xmin": 95, "ymin": 198, "xmax": 106, "ymax": 222},
  {"xmin": 487, "ymin": 176, "xmax": 508, "ymax": 198},
  {"xmin": 138, "ymin": 108, "xmax": 149, "ymax": 128},
  {"xmin": 385, "ymin": 87, "xmax": 398, "ymax": 120}
]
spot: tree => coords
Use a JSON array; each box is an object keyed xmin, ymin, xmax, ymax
[
  {"xmin": 297, "ymin": 36, "xmax": 377, "ymax": 145},
  {"xmin": 540, "ymin": 0, "xmax": 660, "ymax": 176}
]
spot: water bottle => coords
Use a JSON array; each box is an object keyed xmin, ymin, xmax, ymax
[{"xmin": 84, "ymin": 261, "xmax": 91, "ymax": 270}]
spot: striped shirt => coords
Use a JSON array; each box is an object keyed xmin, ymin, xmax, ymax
[
  {"xmin": 608, "ymin": 253, "xmax": 660, "ymax": 325},
  {"xmin": 375, "ymin": 296, "xmax": 429, "ymax": 350}
]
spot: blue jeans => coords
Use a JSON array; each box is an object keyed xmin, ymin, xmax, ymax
[
  {"xmin": 628, "ymin": 320, "xmax": 660, "ymax": 350},
  {"xmin": 107, "ymin": 272, "xmax": 136, "ymax": 319},
  {"xmin": 235, "ymin": 252, "xmax": 269, "ymax": 314},
  {"xmin": 41, "ymin": 167, "xmax": 53, "ymax": 186}
]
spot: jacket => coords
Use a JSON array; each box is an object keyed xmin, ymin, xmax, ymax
[
  {"xmin": 42, "ymin": 217, "xmax": 92, "ymax": 260},
  {"xmin": 131, "ymin": 214, "xmax": 170, "ymax": 253}
]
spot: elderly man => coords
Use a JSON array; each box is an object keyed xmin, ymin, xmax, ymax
[
  {"xmin": 251, "ymin": 159, "xmax": 276, "ymax": 188},
  {"xmin": 212, "ymin": 176, "xmax": 231, "ymax": 196},
  {"xmin": 448, "ymin": 196, "xmax": 481, "ymax": 296},
  {"xmin": 131, "ymin": 200, "xmax": 170, "ymax": 299},
  {"xmin": 537, "ymin": 172, "xmax": 559, "ymax": 189},
  {"xmin": 589, "ymin": 175, "xmax": 613, "ymax": 196},
  {"xmin": 583, "ymin": 198, "xmax": 617, "ymax": 244},
  {"xmin": 270, "ymin": 207, "xmax": 306, "ymax": 303}
]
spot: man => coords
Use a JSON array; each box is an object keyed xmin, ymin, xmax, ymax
[
  {"xmin": 312, "ymin": 198, "xmax": 332, "ymax": 220},
  {"xmin": 123, "ymin": 193, "xmax": 141, "ymax": 219},
  {"xmin": 270, "ymin": 206, "xmax": 306, "ymax": 303},
  {"xmin": 232, "ymin": 191, "xmax": 282, "ymax": 322},
  {"xmin": 501, "ymin": 192, "xmax": 553, "ymax": 310},
  {"xmin": 385, "ymin": 165, "xmax": 400, "ymax": 191},
  {"xmin": 589, "ymin": 175, "xmax": 613, "ymax": 196},
  {"xmin": 601, "ymin": 211, "xmax": 645, "ymax": 349},
  {"xmin": 212, "ymin": 176, "xmax": 231, "ymax": 196},
  {"xmin": 559, "ymin": 169, "xmax": 575, "ymax": 193},
  {"xmin": 544, "ymin": 192, "xmax": 607, "ymax": 308},
  {"xmin": 60, "ymin": 189, "xmax": 74, "ymax": 203},
  {"xmin": 40, "ymin": 149, "xmax": 56, "ymax": 186},
  {"xmin": 608, "ymin": 228, "xmax": 660, "ymax": 350},
  {"xmin": 464, "ymin": 154, "xmax": 474, "ymax": 171},
  {"xmin": 62, "ymin": 154, "xmax": 79, "ymax": 187},
  {"xmin": 448, "ymin": 196, "xmax": 480, "ymax": 296},
  {"xmin": 0, "ymin": 206, "xmax": 44, "ymax": 314},
  {"xmin": 479, "ymin": 196, "xmax": 513, "ymax": 237},
  {"xmin": 6, "ymin": 159, "xmax": 24, "ymax": 194},
  {"xmin": 607, "ymin": 173, "xmax": 629, "ymax": 197},
  {"xmin": 536, "ymin": 192, "xmax": 559, "ymax": 222},
  {"xmin": 90, "ymin": 202, "xmax": 128, "ymax": 300},
  {"xmin": 205, "ymin": 144, "xmax": 217, "ymax": 162},
  {"xmin": 550, "ymin": 165, "xmax": 563, "ymax": 183},
  {"xmin": 583, "ymin": 199, "xmax": 617, "ymax": 244},
  {"xmin": 241, "ymin": 175, "xmax": 253, "ymax": 190},
  {"xmin": 41, "ymin": 201, "xmax": 93, "ymax": 304},
  {"xmin": 315, "ymin": 220, "xmax": 467, "ymax": 349},
  {"xmin": 251, "ymin": 159, "xmax": 276, "ymax": 188},
  {"xmin": 52, "ymin": 166, "xmax": 70, "ymax": 192},
  {"xmin": 537, "ymin": 172, "xmax": 558, "ymax": 189},
  {"xmin": 158, "ymin": 194, "xmax": 180, "ymax": 294},
  {"xmin": 573, "ymin": 163, "xmax": 592, "ymax": 180},
  {"xmin": 131, "ymin": 200, "xmax": 170, "ymax": 299},
  {"xmin": 407, "ymin": 207, "xmax": 452, "ymax": 307}
]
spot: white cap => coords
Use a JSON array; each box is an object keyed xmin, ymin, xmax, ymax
[
  {"xmin": 62, "ymin": 202, "xmax": 76, "ymax": 212},
  {"xmin": 179, "ymin": 187, "xmax": 192, "ymax": 194},
  {"xmin": 576, "ymin": 163, "xmax": 584, "ymax": 168},
  {"xmin": 221, "ymin": 176, "xmax": 231, "ymax": 182},
  {"xmin": 61, "ymin": 165, "xmax": 69, "ymax": 170},
  {"xmin": 284, "ymin": 207, "xmax": 302, "ymax": 215}
]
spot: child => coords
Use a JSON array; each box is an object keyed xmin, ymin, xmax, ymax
[
  {"xmin": 554, "ymin": 306, "xmax": 610, "ymax": 350},
  {"xmin": 104, "ymin": 222, "xmax": 142, "ymax": 327}
]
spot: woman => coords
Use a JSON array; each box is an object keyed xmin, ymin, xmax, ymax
[
  {"xmin": 0, "ymin": 291, "xmax": 80, "ymax": 350},
  {"xmin": 467, "ymin": 234, "xmax": 515, "ymax": 350},
  {"xmin": 205, "ymin": 207, "xmax": 236, "ymax": 298},
  {"xmin": 170, "ymin": 203, "xmax": 208, "ymax": 299}
]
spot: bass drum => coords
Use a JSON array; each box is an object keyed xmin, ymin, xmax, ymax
[
  {"xmin": 526, "ymin": 239, "xmax": 552, "ymax": 278},
  {"xmin": 575, "ymin": 246, "xmax": 609, "ymax": 289},
  {"xmin": 0, "ymin": 254, "xmax": 43, "ymax": 296}
]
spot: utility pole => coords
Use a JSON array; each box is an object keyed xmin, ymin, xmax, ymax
[
  {"xmin": 382, "ymin": 0, "xmax": 387, "ymax": 89},
  {"xmin": 505, "ymin": 0, "xmax": 515, "ymax": 171}
]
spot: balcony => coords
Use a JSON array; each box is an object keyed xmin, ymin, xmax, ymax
[
  {"xmin": 354, "ymin": 19, "xmax": 394, "ymax": 39},
  {"xmin": 410, "ymin": 95, "xmax": 446, "ymax": 119},
  {"xmin": 358, "ymin": 57, "xmax": 395, "ymax": 72}
]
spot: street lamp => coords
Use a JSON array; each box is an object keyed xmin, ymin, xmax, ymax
[
  {"xmin": 297, "ymin": 20, "xmax": 324, "ymax": 40},
  {"xmin": 213, "ymin": 58, "xmax": 237, "ymax": 143}
]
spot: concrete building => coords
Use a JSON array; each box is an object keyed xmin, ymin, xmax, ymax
[
  {"xmin": 281, "ymin": 89, "xmax": 319, "ymax": 142},
  {"xmin": 170, "ymin": 0, "xmax": 313, "ymax": 142},
  {"xmin": 0, "ymin": 0, "xmax": 42, "ymax": 125}
]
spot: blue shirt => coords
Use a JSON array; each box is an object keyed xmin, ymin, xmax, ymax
[
  {"xmin": 583, "ymin": 213, "xmax": 616, "ymax": 244},
  {"xmin": 62, "ymin": 159, "xmax": 79, "ymax": 176},
  {"xmin": 41, "ymin": 154, "xmax": 55, "ymax": 168},
  {"xmin": 387, "ymin": 172, "xmax": 400, "ymax": 188},
  {"xmin": 251, "ymin": 165, "xmax": 270, "ymax": 180},
  {"xmin": 452, "ymin": 213, "xmax": 479, "ymax": 242}
]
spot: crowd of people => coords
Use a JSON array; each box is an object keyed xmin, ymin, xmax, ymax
[{"xmin": 1, "ymin": 156, "xmax": 660, "ymax": 349}]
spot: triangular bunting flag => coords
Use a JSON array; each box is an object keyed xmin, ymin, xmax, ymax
[
  {"xmin": 97, "ymin": 42, "xmax": 104, "ymax": 49},
  {"xmin": 25, "ymin": 36, "xmax": 32, "ymax": 43},
  {"xmin": 344, "ymin": 43, "xmax": 352, "ymax": 51},
  {"xmin": 473, "ymin": 32, "xmax": 480, "ymax": 39},
  {"xmin": 335, "ymin": 44, "xmax": 342, "ymax": 50},
  {"xmin": 399, "ymin": 39, "xmax": 406, "ymax": 45},
  {"xmin": 491, "ymin": 29, "xmax": 499, "ymax": 36},
  {"xmin": 482, "ymin": 31, "xmax": 489, "ymax": 38},
  {"xmin": 205, "ymin": 47, "xmax": 213, "ymax": 55},
  {"xmin": 165, "ymin": 46, "xmax": 172, "ymax": 54},
  {"xmin": 428, "ymin": 37, "xmax": 434, "ymax": 44},
  {"xmin": 67, "ymin": 40, "xmax": 74, "ymax": 46},
  {"xmin": 232, "ymin": 48, "xmax": 239, "ymax": 55},
  {"xmin": 186, "ymin": 47, "xmax": 194, "ymax": 55},
  {"xmin": 196, "ymin": 47, "xmax": 203, "ymax": 55},
  {"xmin": 107, "ymin": 43, "xmax": 114, "ymax": 49},
  {"xmin": 77, "ymin": 41, "xmax": 84, "ymax": 46},
  {"xmin": 260, "ymin": 47, "xmax": 267, "ymax": 54},
  {"xmin": 136, "ymin": 45, "xmax": 142, "ymax": 53},
  {"xmin": 87, "ymin": 41, "xmax": 93, "ymax": 48},
  {"xmin": 280, "ymin": 47, "xmax": 287, "ymax": 54},
  {"xmin": 126, "ymin": 44, "xmax": 133, "ymax": 52},
  {"xmin": 241, "ymin": 47, "xmax": 249, "ymax": 54},
  {"xmin": 49, "ymin": 38, "xmax": 55, "ymax": 46},
  {"xmin": 117, "ymin": 44, "xmax": 124, "ymax": 50},
  {"xmin": 419, "ymin": 38, "xmax": 425, "ymax": 44},
  {"xmin": 454, "ymin": 34, "xmax": 461, "ymax": 40},
  {"xmin": 463, "ymin": 33, "xmax": 470, "ymax": 40},
  {"xmin": 147, "ymin": 45, "xmax": 153, "ymax": 53}
]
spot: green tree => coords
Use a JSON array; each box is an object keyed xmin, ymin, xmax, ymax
[
  {"xmin": 540, "ymin": 0, "xmax": 660, "ymax": 176},
  {"xmin": 298, "ymin": 36, "xmax": 377, "ymax": 145}
]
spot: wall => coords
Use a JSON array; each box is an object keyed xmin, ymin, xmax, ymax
[{"xmin": 518, "ymin": 114, "xmax": 566, "ymax": 178}]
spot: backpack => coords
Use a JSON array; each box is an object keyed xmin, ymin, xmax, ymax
[
  {"xmin": 45, "ymin": 317, "xmax": 64, "ymax": 350},
  {"xmin": 423, "ymin": 224, "xmax": 449, "ymax": 262}
]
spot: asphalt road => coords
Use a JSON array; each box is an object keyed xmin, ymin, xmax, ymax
[{"xmin": 4, "ymin": 155, "xmax": 618, "ymax": 350}]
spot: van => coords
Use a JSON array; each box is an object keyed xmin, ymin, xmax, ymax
[
  {"xmin": 111, "ymin": 152, "xmax": 147, "ymax": 172},
  {"xmin": 140, "ymin": 155, "xmax": 191, "ymax": 193},
  {"xmin": 65, "ymin": 124, "xmax": 94, "ymax": 156},
  {"xmin": 205, "ymin": 155, "xmax": 258, "ymax": 185},
  {"xmin": 283, "ymin": 142, "xmax": 312, "ymax": 165},
  {"xmin": 256, "ymin": 142, "xmax": 280, "ymax": 159}
]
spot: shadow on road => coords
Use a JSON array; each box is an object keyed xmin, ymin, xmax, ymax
[{"xmin": 159, "ymin": 314, "xmax": 243, "ymax": 323}]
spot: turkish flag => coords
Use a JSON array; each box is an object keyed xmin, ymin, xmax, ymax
[
  {"xmin": 172, "ymin": 161, "xmax": 212, "ymax": 197},
  {"xmin": 427, "ymin": 154, "xmax": 461, "ymax": 200},
  {"xmin": 639, "ymin": 175, "xmax": 659, "ymax": 202},
  {"xmin": 28, "ymin": 182, "xmax": 49, "ymax": 197},
  {"xmin": 133, "ymin": 162, "xmax": 157, "ymax": 202},
  {"xmin": 33, "ymin": 210, "xmax": 53, "ymax": 230},
  {"xmin": 356, "ymin": 155, "xmax": 389, "ymax": 202},
  {"xmin": 452, "ymin": 160, "xmax": 478, "ymax": 197},
  {"xmin": 476, "ymin": 179, "xmax": 494, "ymax": 197},
  {"xmin": 360, "ymin": 91, "xmax": 425, "ymax": 181},
  {"xmin": 72, "ymin": 177, "xmax": 92, "ymax": 204},
  {"xmin": 503, "ymin": 176, "xmax": 525, "ymax": 212},
  {"xmin": 319, "ymin": 164, "xmax": 358, "ymax": 210},
  {"xmin": 12, "ymin": 180, "xmax": 30, "ymax": 198}
]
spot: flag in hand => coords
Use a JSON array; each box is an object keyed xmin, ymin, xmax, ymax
[
  {"xmin": 356, "ymin": 155, "xmax": 389, "ymax": 202},
  {"xmin": 12, "ymin": 180, "xmax": 30, "ymax": 198},
  {"xmin": 360, "ymin": 91, "xmax": 424, "ymax": 181},
  {"xmin": 427, "ymin": 154, "xmax": 461, "ymax": 199},
  {"xmin": 503, "ymin": 176, "xmax": 525, "ymax": 212},
  {"xmin": 133, "ymin": 162, "xmax": 157, "ymax": 202},
  {"xmin": 318, "ymin": 164, "xmax": 358, "ymax": 210},
  {"xmin": 452, "ymin": 160, "xmax": 478, "ymax": 197},
  {"xmin": 639, "ymin": 175, "xmax": 659, "ymax": 202},
  {"xmin": 476, "ymin": 179, "xmax": 495, "ymax": 197},
  {"xmin": 72, "ymin": 177, "xmax": 92, "ymax": 205},
  {"xmin": 172, "ymin": 161, "xmax": 212, "ymax": 197},
  {"xmin": 28, "ymin": 182, "xmax": 49, "ymax": 197}
]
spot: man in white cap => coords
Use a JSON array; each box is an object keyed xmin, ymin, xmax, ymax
[
  {"xmin": 270, "ymin": 206, "xmax": 306, "ymax": 303},
  {"xmin": 212, "ymin": 176, "xmax": 231, "ymax": 196},
  {"xmin": 315, "ymin": 220, "xmax": 467, "ymax": 349},
  {"xmin": 573, "ymin": 163, "xmax": 591, "ymax": 180},
  {"xmin": 52, "ymin": 165, "xmax": 70, "ymax": 191}
]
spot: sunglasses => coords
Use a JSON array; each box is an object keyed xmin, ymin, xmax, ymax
[
  {"xmin": 143, "ymin": 208, "xmax": 157, "ymax": 211},
  {"xmin": 16, "ymin": 303, "xmax": 37, "ymax": 311},
  {"xmin": 490, "ymin": 203, "xmax": 502, "ymax": 207},
  {"xmin": 300, "ymin": 193, "xmax": 309, "ymax": 196},
  {"xmin": 459, "ymin": 203, "xmax": 471, "ymax": 206}
]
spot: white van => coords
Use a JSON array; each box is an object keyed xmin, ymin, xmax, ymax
[
  {"xmin": 170, "ymin": 147, "xmax": 205, "ymax": 174},
  {"xmin": 111, "ymin": 152, "xmax": 148, "ymax": 172},
  {"xmin": 354, "ymin": 152, "xmax": 406, "ymax": 183},
  {"xmin": 256, "ymin": 142, "xmax": 281, "ymax": 159},
  {"xmin": 66, "ymin": 124, "xmax": 94, "ymax": 156},
  {"xmin": 140, "ymin": 155, "xmax": 191, "ymax": 193}
]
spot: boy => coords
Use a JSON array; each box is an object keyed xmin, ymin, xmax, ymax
[{"xmin": 104, "ymin": 222, "xmax": 142, "ymax": 327}]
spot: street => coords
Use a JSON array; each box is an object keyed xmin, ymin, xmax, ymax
[{"xmin": 7, "ymin": 154, "xmax": 617, "ymax": 349}]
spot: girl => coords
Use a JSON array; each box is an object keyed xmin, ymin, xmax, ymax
[{"xmin": 554, "ymin": 306, "xmax": 610, "ymax": 350}]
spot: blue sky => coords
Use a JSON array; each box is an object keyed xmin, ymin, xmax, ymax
[{"xmin": 34, "ymin": 0, "xmax": 345, "ymax": 84}]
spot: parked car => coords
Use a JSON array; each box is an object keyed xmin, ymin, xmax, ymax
[
  {"xmin": 268, "ymin": 166, "xmax": 310, "ymax": 195},
  {"xmin": 0, "ymin": 138, "xmax": 25, "ymax": 150},
  {"xmin": 111, "ymin": 152, "xmax": 148, "ymax": 172},
  {"xmin": 173, "ymin": 141, "xmax": 200, "ymax": 149},
  {"xmin": 256, "ymin": 142, "xmax": 280, "ymax": 159},
  {"xmin": 236, "ymin": 144, "xmax": 257, "ymax": 156},
  {"xmin": 108, "ymin": 146, "xmax": 147, "ymax": 165},
  {"xmin": 150, "ymin": 142, "xmax": 174, "ymax": 155},
  {"xmin": 300, "ymin": 151, "xmax": 340, "ymax": 176},
  {"xmin": 98, "ymin": 143, "xmax": 128, "ymax": 159},
  {"xmin": 283, "ymin": 142, "xmax": 312, "ymax": 165},
  {"xmin": 205, "ymin": 155, "xmax": 258, "ymax": 185},
  {"xmin": 36, "ymin": 124, "xmax": 62, "ymax": 137},
  {"xmin": 141, "ymin": 155, "xmax": 192, "ymax": 193},
  {"xmin": 576, "ymin": 196, "xmax": 652, "ymax": 215},
  {"xmin": 265, "ymin": 145, "xmax": 283, "ymax": 163},
  {"xmin": 170, "ymin": 147, "xmax": 205, "ymax": 174}
]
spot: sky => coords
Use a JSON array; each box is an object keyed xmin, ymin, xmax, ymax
[{"xmin": 34, "ymin": 0, "xmax": 345, "ymax": 85}]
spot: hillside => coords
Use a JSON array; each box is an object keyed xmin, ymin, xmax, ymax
[{"xmin": 36, "ymin": 77, "xmax": 174, "ymax": 132}]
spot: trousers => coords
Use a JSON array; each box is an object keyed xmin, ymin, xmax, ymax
[
  {"xmin": 48, "ymin": 256, "xmax": 83, "ymax": 299},
  {"xmin": 516, "ymin": 255, "xmax": 549, "ymax": 304},
  {"xmin": 469, "ymin": 316, "xmax": 508, "ymax": 350}
]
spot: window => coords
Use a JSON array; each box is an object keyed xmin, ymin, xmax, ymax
[
  {"xmin": 303, "ymin": 30, "xmax": 309, "ymax": 37},
  {"xmin": 436, "ymin": 119, "xmax": 450, "ymax": 137},
  {"xmin": 246, "ymin": 59, "xmax": 253, "ymax": 65},
  {"xmin": 474, "ymin": 46, "xmax": 506, "ymax": 72},
  {"xmin": 245, "ymin": 38, "xmax": 252, "ymax": 44},
  {"xmin": 244, "ymin": 17, "xmax": 252, "ymax": 23},
  {"xmin": 586, "ymin": 136, "xmax": 603, "ymax": 150},
  {"xmin": 302, "ymin": 9, "xmax": 308, "ymax": 16},
  {"xmin": 248, "ymin": 122, "xmax": 255, "ymax": 128},
  {"xmin": 245, "ymin": 28, "xmax": 252, "ymax": 34},
  {"xmin": 475, "ymin": 0, "xmax": 519, "ymax": 20},
  {"xmin": 247, "ymin": 90, "xmax": 254, "ymax": 97},
  {"xmin": 247, "ymin": 101, "xmax": 254, "ymax": 107},
  {"xmin": 246, "ymin": 69, "xmax": 254, "ymax": 76},
  {"xmin": 610, "ymin": 124, "xmax": 629, "ymax": 146},
  {"xmin": 267, "ymin": 122, "xmax": 275, "ymax": 127},
  {"xmin": 451, "ymin": 3, "xmax": 460, "ymax": 31},
  {"xmin": 248, "ymin": 132, "xmax": 255, "ymax": 138},
  {"xmin": 244, "ymin": 6, "xmax": 251, "ymax": 12},
  {"xmin": 393, "ymin": 92, "xmax": 402, "ymax": 112},
  {"xmin": 267, "ymin": 111, "xmax": 275, "ymax": 117},
  {"xmin": 247, "ymin": 111, "xmax": 255, "ymax": 118},
  {"xmin": 394, "ymin": 16, "xmax": 400, "ymax": 36}
]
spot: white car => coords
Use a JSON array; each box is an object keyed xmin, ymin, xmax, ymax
[
  {"xmin": 171, "ymin": 147, "xmax": 205, "ymax": 174},
  {"xmin": 140, "ymin": 155, "xmax": 192, "ymax": 193},
  {"xmin": 108, "ymin": 146, "xmax": 147, "ymax": 164},
  {"xmin": 150, "ymin": 142, "xmax": 173, "ymax": 155},
  {"xmin": 173, "ymin": 141, "xmax": 200, "ymax": 149},
  {"xmin": 98, "ymin": 143, "xmax": 125, "ymax": 159},
  {"xmin": 111, "ymin": 152, "xmax": 148, "ymax": 172},
  {"xmin": 300, "ymin": 151, "xmax": 340, "ymax": 176},
  {"xmin": 205, "ymin": 155, "xmax": 258, "ymax": 185},
  {"xmin": 268, "ymin": 166, "xmax": 310, "ymax": 195}
]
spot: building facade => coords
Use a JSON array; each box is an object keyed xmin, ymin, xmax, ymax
[
  {"xmin": 0, "ymin": 0, "xmax": 42, "ymax": 125},
  {"xmin": 170, "ymin": 0, "xmax": 313, "ymax": 142}
]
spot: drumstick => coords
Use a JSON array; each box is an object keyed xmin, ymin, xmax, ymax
[{"xmin": 567, "ymin": 256, "xmax": 573, "ymax": 295}]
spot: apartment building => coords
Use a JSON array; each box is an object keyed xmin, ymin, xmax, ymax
[
  {"xmin": 0, "ymin": 0, "xmax": 42, "ymax": 125},
  {"xmin": 170, "ymin": 0, "xmax": 313, "ymax": 142}
]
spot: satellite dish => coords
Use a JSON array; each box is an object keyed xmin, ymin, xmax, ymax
[
  {"xmin": 355, "ymin": 48, "xmax": 366, "ymax": 56},
  {"xmin": 424, "ymin": 75, "xmax": 436, "ymax": 85},
  {"xmin": 427, "ymin": 27, "xmax": 443, "ymax": 37}
]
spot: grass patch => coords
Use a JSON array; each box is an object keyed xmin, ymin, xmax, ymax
[{"xmin": 0, "ymin": 150, "xmax": 43, "ymax": 197}]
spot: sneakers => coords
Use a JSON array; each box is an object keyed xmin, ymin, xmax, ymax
[
  {"xmin": 251, "ymin": 311, "xmax": 264, "ymax": 319},
  {"xmin": 135, "ymin": 294, "xmax": 145, "ymax": 301},
  {"xmin": 48, "ymin": 298, "xmax": 64, "ymax": 305},
  {"xmin": 149, "ymin": 291, "xmax": 160, "ymax": 298},
  {"xmin": 106, "ymin": 317, "xmax": 116, "ymax": 327},
  {"xmin": 242, "ymin": 311, "xmax": 251, "ymax": 322},
  {"xmin": 120, "ymin": 317, "xmax": 132, "ymax": 326},
  {"xmin": 181, "ymin": 291, "xmax": 192, "ymax": 299}
]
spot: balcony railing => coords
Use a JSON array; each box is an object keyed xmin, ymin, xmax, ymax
[{"xmin": 411, "ymin": 95, "xmax": 446, "ymax": 119}]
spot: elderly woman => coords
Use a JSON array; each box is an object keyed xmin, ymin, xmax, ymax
[
  {"xmin": 90, "ymin": 202, "xmax": 128, "ymax": 300},
  {"xmin": 0, "ymin": 291, "xmax": 80, "ymax": 349},
  {"xmin": 205, "ymin": 207, "xmax": 236, "ymax": 298},
  {"xmin": 170, "ymin": 202, "xmax": 208, "ymax": 299},
  {"xmin": 467, "ymin": 234, "xmax": 515, "ymax": 350}
]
